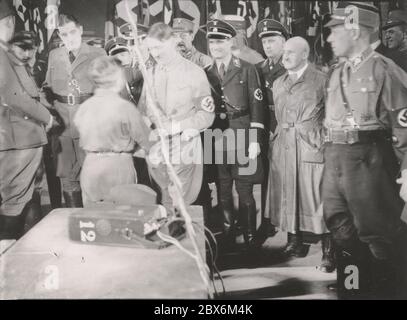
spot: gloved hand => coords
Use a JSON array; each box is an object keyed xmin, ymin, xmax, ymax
[
  {"xmin": 248, "ymin": 142, "xmax": 261, "ymax": 160},
  {"xmin": 396, "ymin": 169, "xmax": 407, "ymax": 202}
]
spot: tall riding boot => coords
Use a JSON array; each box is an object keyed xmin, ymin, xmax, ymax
[
  {"xmin": 63, "ymin": 191, "xmax": 83, "ymax": 208},
  {"xmin": 240, "ymin": 201, "xmax": 257, "ymax": 249},
  {"xmin": 317, "ymin": 234, "xmax": 336, "ymax": 273},
  {"xmin": 22, "ymin": 191, "xmax": 43, "ymax": 235},
  {"xmin": 220, "ymin": 201, "xmax": 235, "ymax": 252},
  {"xmin": 283, "ymin": 232, "xmax": 309, "ymax": 257}
]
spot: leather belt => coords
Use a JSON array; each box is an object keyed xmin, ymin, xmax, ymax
[
  {"xmin": 217, "ymin": 108, "xmax": 249, "ymax": 120},
  {"xmin": 323, "ymin": 128, "xmax": 390, "ymax": 144},
  {"xmin": 86, "ymin": 150, "xmax": 132, "ymax": 155},
  {"xmin": 53, "ymin": 93, "xmax": 92, "ymax": 106},
  {"xmin": 281, "ymin": 122, "xmax": 295, "ymax": 129}
]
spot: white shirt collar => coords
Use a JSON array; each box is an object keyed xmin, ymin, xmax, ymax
[
  {"xmin": 371, "ymin": 40, "xmax": 381, "ymax": 51},
  {"xmin": 288, "ymin": 63, "xmax": 308, "ymax": 79}
]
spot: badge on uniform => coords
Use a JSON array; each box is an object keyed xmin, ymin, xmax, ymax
[
  {"xmin": 233, "ymin": 58, "xmax": 241, "ymax": 68},
  {"xmin": 254, "ymin": 88, "xmax": 263, "ymax": 101},
  {"xmin": 397, "ymin": 108, "xmax": 407, "ymax": 127}
]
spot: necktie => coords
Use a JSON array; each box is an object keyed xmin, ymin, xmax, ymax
[
  {"xmin": 69, "ymin": 51, "xmax": 76, "ymax": 64},
  {"xmin": 218, "ymin": 62, "xmax": 226, "ymax": 81}
]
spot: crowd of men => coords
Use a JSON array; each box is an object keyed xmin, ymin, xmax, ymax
[{"xmin": 1, "ymin": 0, "xmax": 407, "ymax": 299}]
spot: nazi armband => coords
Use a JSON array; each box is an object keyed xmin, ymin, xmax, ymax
[
  {"xmin": 197, "ymin": 95, "xmax": 215, "ymax": 113},
  {"xmin": 390, "ymin": 108, "xmax": 407, "ymax": 129}
]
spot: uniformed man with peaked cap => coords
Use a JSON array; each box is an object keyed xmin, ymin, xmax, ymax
[
  {"xmin": 324, "ymin": 1, "xmax": 407, "ymax": 298},
  {"xmin": 0, "ymin": 1, "xmax": 58, "ymax": 239},
  {"xmin": 205, "ymin": 19, "xmax": 265, "ymax": 250},
  {"xmin": 254, "ymin": 19, "xmax": 289, "ymax": 245},
  {"xmin": 383, "ymin": 10, "xmax": 407, "ymax": 72},
  {"xmin": 171, "ymin": 17, "xmax": 212, "ymax": 69}
]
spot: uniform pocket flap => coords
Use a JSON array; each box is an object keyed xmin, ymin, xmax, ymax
[{"xmin": 301, "ymin": 149, "xmax": 324, "ymax": 163}]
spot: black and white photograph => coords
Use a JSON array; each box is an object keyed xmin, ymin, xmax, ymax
[{"xmin": 0, "ymin": 0, "xmax": 407, "ymax": 303}]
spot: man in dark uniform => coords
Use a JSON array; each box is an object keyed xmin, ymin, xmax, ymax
[
  {"xmin": 0, "ymin": 4, "xmax": 58, "ymax": 239},
  {"xmin": 205, "ymin": 19, "xmax": 265, "ymax": 250},
  {"xmin": 172, "ymin": 18, "xmax": 212, "ymax": 69},
  {"xmin": 43, "ymin": 14, "xmax": 105, "ymax": 207},
  {"xmin": 254, "ymin": 19, "xmax": 289, "ymax": 246},
  {"xmin": 383, "ymin": 10, "xmax": 407, "ymax": 72},
  {"xmin": 324, "ymin": 2, "xmax": 407, "ymax": 298}
]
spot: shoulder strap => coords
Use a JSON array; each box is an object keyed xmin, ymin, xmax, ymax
[{"xmin": 339, "ymin": 64, "xmax": 355, "ymax": 117}]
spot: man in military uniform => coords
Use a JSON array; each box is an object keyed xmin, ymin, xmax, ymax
[
  {"xmin": 140, "ymin": 23, "xmax": 215, "ymax": 211},
  {"xmin": 0, "ymin": 4, "xmax": 58, "ymax": 239},
  {"xmin": 383, "ymin": 10, "xmax": 407, "ymax": 72},
  {"xmin": 254, "ymin": 19, "xmax": 289, "ymax": 246},
  {"xmin": 223, "ymin": 15, "xmax": 264, "ymax": 65},
  {"xmin": 205, "ymin": 19, "xmax": 265, "ymax": 250},
  {"xmin": 324, "ymin": 2, "xmax": 407, "ymax": 298},
  {"xmin": 44, "ymin": 14, "xmax": 105, "ymax": 207},
  {"xmin": 172, "ymin": 18, "xmax": 212, "ymax": 69}
]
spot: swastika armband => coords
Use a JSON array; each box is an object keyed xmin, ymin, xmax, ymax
[
  {"xmin": 254, "ymin": 88, "xmax": 263, "ymax": 101},
  {"xmin": 392, "ymin": 108, "xmax": 407, "ymax": 128}
]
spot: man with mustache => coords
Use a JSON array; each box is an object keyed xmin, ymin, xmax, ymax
[
  {"xmin": 172, "ymin": 18, "xmax": 212, "ymax": 69},
  {"xmin": 382, "ymin": 10, "xmax": 407, "ymax": 72}
]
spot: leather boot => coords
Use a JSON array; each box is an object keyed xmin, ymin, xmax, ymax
[
  {"xmin": 0, "ymin": 215, "xmax": 23, "ymax": 240},
  {"xmin": 22, "ymin": 191, "xmax": 43, "ymax": 234},
  {"xmin": 240, "ymin": 201, "xmax": 257, "ymax": 249},
  {"xmin": 63, "ymin": 191, "xmax": 83, "ymax": 208},
  {"xmin": 253, "ymin": 218, "xmax": 277, "ymax": 247},
  {"xmin": 317, "ymin": 234, "xmax": 336, "ymax": 273},
  {"xmin": 283, "ymin": 232, "xmax": 310, "ymax": 257},
  {"xmin": 220, "ymin": 201, "xmax": 235, "ymax": 252}
]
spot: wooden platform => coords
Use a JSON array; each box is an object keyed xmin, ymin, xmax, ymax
[{"xmin": 0, "ymin": 206, "xmax": 207, "ymax": 299}]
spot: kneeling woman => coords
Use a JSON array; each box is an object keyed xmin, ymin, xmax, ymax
[{"xmin": 74, "ymin": 56, "xmax": 152, "ymax": 206}]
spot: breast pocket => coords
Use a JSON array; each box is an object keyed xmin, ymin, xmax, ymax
[
  {"xmin": 226, "ymin": 77, "xmax": 247, "ymax": 107},
  {"xmin": 351, "ymin": 80, "xmax": 377, "ymax": 122},
  {"xmin": 299, "ymin": 135, "xmax": 324, "ymax": 163},
  {"xmin": 168, "ymin": 83, "xmax": 192, "ymax": 114}
]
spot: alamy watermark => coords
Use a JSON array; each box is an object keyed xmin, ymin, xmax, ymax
[{"xmin": 146, "ymin": 126, "xmax": 260, "ymax": 176}]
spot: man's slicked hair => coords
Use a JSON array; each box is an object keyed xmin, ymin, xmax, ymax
[
  {"xmin": 58, "ymin": 13, "xmax": 80, "ymax": 28},
  {"xmin": 147, "ymin": 22, "xmax": 174, "ymax": 41}
]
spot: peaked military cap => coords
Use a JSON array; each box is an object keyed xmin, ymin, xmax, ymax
[
  {"xmin": 383, "ymin": 10, "xmax": 407, "ymax": 30},
  {"xmin": 9, "ymin": 31, "xmax": 39, "ymax": 50},
  {"xmin": 207, "ymin": 19, "xmax": 237, "ymax": 39},
  {"xmin": 104, "ymin": 37, "xmax": 129, "ymax": 56},
  {"xmin": 257, "ymin": 19, "xmax": 289, "ymax": 39},
  {"xmin": 325, "ymin": 1, "xmax": 379, "ymax": 29},
  {"xmin": 172, "ymin": 17, "xmax": 195, "ymax": 33},
  {"xmin": 0, "ymin": 0, "xmax": 14, "ymax": 20},
  {"xmin": 223, "ymin": 15, "xmax": 246, "ymax": 31},
  {"xmin": 119, "ymin": 22, "xmax": 149, "ymax": 40}
]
